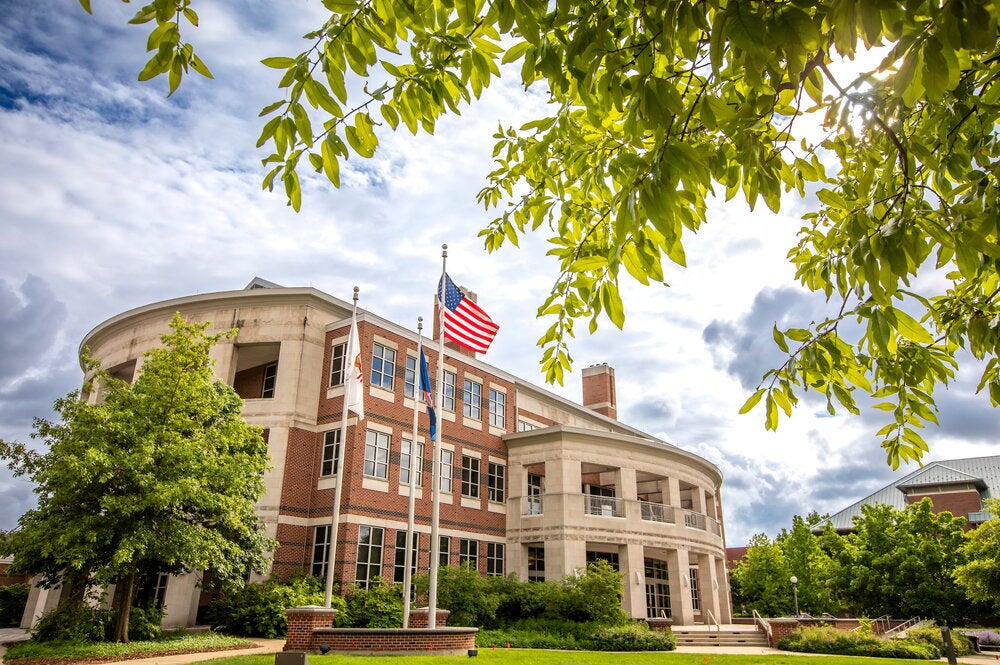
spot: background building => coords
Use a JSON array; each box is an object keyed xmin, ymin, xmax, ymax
[
  {"xmin": 824, "ymin": 455, "xmax": 1000, "ymax": 533},
  {"xmin": 20, "ymin": 278, "xmax": 731, "ymax": 628}
]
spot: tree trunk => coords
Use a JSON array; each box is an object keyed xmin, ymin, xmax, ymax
[{"xmin": 112, "ymin": 572, "xmax": 138, "ymax": 643}]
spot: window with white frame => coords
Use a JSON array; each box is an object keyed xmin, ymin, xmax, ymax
[
  {"xmin": 442, "ymin": 370, "xmax": 456, "ymax": 411},
  {"xmin": 463, "ymin": 378, "xmax": 482, "ymax": 419},
  {"xmin": 440, "ymin": 449, "xmax": 454, "ymax": 492},
  {"xmin": 487, "ymin": 462, "xmax": 505, "ymax": 503},
  {"xmin": 488, "ymin": 389, "xmax": 505, "ymax": 428},
  {"xmin": 355, "ymin": 525, "xmax": 384, "ymax": 587},
  {"xmin": 439, "ymin": 535, "xmax": 451, "ymax": 566},
  {"xmin": 370, "ymin": 343, "xmax": 396, "ymax": 390},
  {"xmin": 517, "ymin": 420, "xmax": 538, "ymax": 431},
  {"xmin": 312, "ymin": 525, "xmax": 331, "ymax": 578},
  {"xmin": 393, "ymin": 531, "xmax": 419, "ymax": 583},
  {"xmin": 689, "ymin": 567, "xmax": 701, "ymax": 610},
  {"xmin": 486, "ymin": 542, "xmax": 505, "ymax": 577},
  {"xmin": 364, "ymin": 429, "xmax": 390, "ymax": 479},
  {"xmin": 644, "ymin": 558, "xmax": 671, "ymax": 619},
  {"xmin": 404, "ymin": 355, "xmax": 417, "ymax": 398},
  {"xmin": 400, "ymin": 438, "xmax": 423, "ymax": 486},
  {"xmin": 459, "ymin": 538, "xmax": 478, "ymax": 569},
  {"xmin": 321, "ymin": 430, "xmax": 340, "ymax": 477},
  {"xmin": 527, "ymin": 545, "xmax": 545, "ymax": 582},
  {"xmin": 261, "ymin": 363, "xmax": 277, "ymax": 398},
  {"xmin": 461, "ymin": 455, "xmax": 480, "ymax": 499},
  {"xmin": 329, "ymin": 342, "xmax": 347, "ymax": 386}
]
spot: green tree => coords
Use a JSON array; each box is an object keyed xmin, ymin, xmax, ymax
[
  {"xmin": 89, "ymin": 1, "xmax": 1000, "ymax": 465},
  {"xmin": 776, "ymin": 513, "xmax": 840, "ymax": 615},
  {"xmin": 953, "ymin": 498, "xmax": 1000, "ymax": 611},
  {"xmin": 833, "ymin": 499, "xmax": 973, "ymax": 624},
  {"xmin": 730, "ymin": 532, "xmax": 792, "ymax": 617},
  {"xmin": 0, "ymin": 314, "xmax": 274, "ymax": 642}
]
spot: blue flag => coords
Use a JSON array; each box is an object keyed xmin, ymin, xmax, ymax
[{"xmin": 419, "ymin": 349, "xmax": 437, "ymax": 441}]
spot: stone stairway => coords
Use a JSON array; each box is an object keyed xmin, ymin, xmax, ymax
[{"xmin": 672, "ymin": 627, "xmax": 770, "ymax": 648}]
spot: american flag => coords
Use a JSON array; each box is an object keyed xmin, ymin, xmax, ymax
[{"xmin": 438, "ymin": 273, "xmax": 499, "ymax": 354}]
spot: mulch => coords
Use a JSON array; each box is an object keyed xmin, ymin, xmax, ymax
[{"xmin": 6, "ymin": 642, "xmax": 260, "ymax": 665}]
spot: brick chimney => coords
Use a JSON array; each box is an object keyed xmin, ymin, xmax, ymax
[{"xmin": 582, "ymin": 363, "xmax": 617, "ymax": 419}]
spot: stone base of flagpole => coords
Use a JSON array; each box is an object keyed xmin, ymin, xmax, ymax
[{"xmin": 285, "ymin": 605, "xmax": 475, "ymax": 656}]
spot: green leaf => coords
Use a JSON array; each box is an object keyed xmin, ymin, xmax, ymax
[
  {"xmin": 739, "ymin": 389, "xmax": 765, "ymax": 415},
  {"xmin": 261, "ymin": 56, "xmax": 297, "ymax": 69},
  {"xmin": 886, "ymin": 307, "xmax": 933, "ymax": 344}
]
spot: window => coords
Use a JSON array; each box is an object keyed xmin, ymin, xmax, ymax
[
  {"xmin": 364, "ymin": 429, "xmax": 390, "ymax": 479},
  {"xmin": 517, "ymin": 420, "xmax": 537, "ymax": 431},
  {"xmin": 261, "ymin": 363, "xmax": 277, "ymax": 398},
  {"xmin": 488, "ymin": 389, "xmax": 506, "ymax": 428},
  {"xmin": 527, "ymin": 545, "xmax": 545, "ymax": 582},
  {"xmin": 463, "ymin": 378, "xmax": 482, "ymax": 419},
  {"xmin": 644, "ymin": 558, "xmax": 671, "ymax": 619},
  {"xmin": 400, "ymin": 439, "xmax": 423, "ymax": 486},
  {"xmin": 440, "ymin": 449, "xmax": 454, "ymax": 492},
  {"xmin": 329, "ymin": 342, "xmax": 347, "ymax": 386},
  {"xmin": 321, "ymin": 430, "xmax": 341, "ymax": 477},
  {"xmin": 404, "ymin": 355, "xmax": 417, "ymax": 398},
  {"xmin": 459, "ymin": 538, "xmax": 478, "ymax": 569},
  {"xmin": 312, "ymin": 525, "xmax": 331, "ymax": 578},
  {"xmin": 586, "ymin": 551, "xmax": 620, "ymax": 570},
  {"xmin": 393, "ymin": 531, "xmax": 419, "ymax": 584},
  {"xmin": 442, "ymin": 371, "xmax": 456, "ymax": 411},
  {"xmin": 149, "ymin": 573, "xmax": 168, "ymax": 609},
  {"xmin": 370, "ymin": 343, "xmax": 396, "ymax": 390},
  {"xmin": 487, "ymin": 462, "xmax": 505, "ymax": 503},
  {"xmin": 461, "ymin": 455, "xmax": 480, "ymax": 499},
  {"xmin": 527, "ymin": 473, "xmax": 543, "ymax": 515},
  {"xmin": 439, "ymin": 536, "xmax": 451, "ymax": 567},
  {"xmin": 355, "ymin": 525, "xmax": 384, "ymax": 587},
  {"xmin": 486, "ymin": 543, "xmax": 505, "ymax": 577},
  {"xmin": 689, "ymin": 567, "xmax": 701, "ymax": 610}
]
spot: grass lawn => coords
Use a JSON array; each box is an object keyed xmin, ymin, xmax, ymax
[
  {"xmin": 3, "ymin": 631, "xmax": 254, "ymax": 662},
  {"xmin": 191, "ymin": 652, "xmax": 937, "ymax": 665}
]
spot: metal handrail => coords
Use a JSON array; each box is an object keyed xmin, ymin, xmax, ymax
[
  {"xmin": 705, "ymin": 608, "xmax": 720, "ymax": 631},
  {"xmin": 752, "ymin": 609, "xmax": 772, "ymax": 641},
  {"xmin": 883, "ymin": 617, "xmax": 924, "ymax": 638}
]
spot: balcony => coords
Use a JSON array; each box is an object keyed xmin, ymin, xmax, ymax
[
  {"xmin": 584, "ymin": 495, "xmax": 625, "ymax": 518},
  {"xmin": 640, "ymin": 500, "xmax": 675, "ymax": 523}
]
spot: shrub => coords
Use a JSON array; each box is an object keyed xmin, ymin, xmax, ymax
[
  {"xmin": 415, "ymin": 564, "xmax": 500, "ymax": 628},
  {"xmin": 778, "ymin": 625, "xmax": 939, "ymax": 659},
  {"xmin": 207, "ymin": 575, "xmax": 330, "ymax": 638},
  {"xmin": 558, "ymin": 561, "xmax": 629, "ymax": 625},
  {"xmin": 492, "ymin": 576, "xmax": 559, "ymax": 625},
  {"xmin": 31, "ymin": 603, "xmax": 112, "ymax": 643},
  {"xmin": 0, "ymin": 583, "xmax": 29, "ymax": 628},
  {"xmin": 965, "ymin": 630, "xmax": 1000, "ymax": 645},
  {"xmin": 476, "ymin": 628, "xmax": 583, "ymax": 650},
  {"xmin": 335, "ymin": 579, "xmax": 403, "ymax": 628},
  {"xmin": 587, "ymin": 622, "xmax": 677, "ymax": 651},
  {"xmin": 126, "ymin": 606, "xmax": 164, "ymax": 641},
  {"xmin": 905, "ymin": 624, "xmax": 974, "ymax": 656}
]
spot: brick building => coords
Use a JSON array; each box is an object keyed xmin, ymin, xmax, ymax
[
  {"xmin": 19, "ymin": 278, "xmax": 731, "ymax": 628},
  {"xmin": 824, "ymin": 455, "xmax": 1000, "ymax": 533}
]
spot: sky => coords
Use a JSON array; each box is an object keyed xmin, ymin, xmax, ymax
[{"xmin": 2, "ymin": 2, "xmax": 999, "ymax": 548}]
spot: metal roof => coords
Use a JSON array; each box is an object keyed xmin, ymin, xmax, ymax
[{"xmin": 825, "ymin": 455, "xmax": 1000, "ymax": 531}]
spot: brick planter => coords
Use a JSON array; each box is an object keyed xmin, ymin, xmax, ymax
[
  {"xmin": 407, "ymin": 607, "xmax": 451, "ymax": 628},
  {"xmin": 284, "ymin": 606, "xmax": 338, "ymax": 651},
  {"xmin": 311, "ymin": 628, "xmax": 478, "ymax": 656},
  {"xmin": 646, "ymin": 618, "xmax": 674, "ymax": 632},
  {"xmin": 768, "ymin": 618, "xmax": 800, "ymax": 648}
]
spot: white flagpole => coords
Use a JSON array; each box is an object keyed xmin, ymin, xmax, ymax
[
  {"xmin": 325, "ymin": 287, "xmax": 360, "ymax": 608},
  {"xmin": 428, "ymin": 244, "xmax": 447, "ymax": 629},
  {"xmin": 402, "ymin": 317, "xmax": 424, "ymax": 628}
]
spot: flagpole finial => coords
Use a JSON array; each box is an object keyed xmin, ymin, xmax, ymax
[
  {"xmin": 352, "ymin": 286, "xmax": 359, "ymax": 303},
  {"xmin": 417, "ymin": 316, "xmax": 423, "ymax": 333},
  {"xmin": 441, "ymin": 243, "xmax": 448, "ymax": 258}
]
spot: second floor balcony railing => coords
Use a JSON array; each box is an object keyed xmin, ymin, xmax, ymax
[
  {"xmin": 584, "ymin": 495, "xmax": 625, "ymax": 517},
  {"xmin": 639, "ymin": 500, "xmax": 675, "ymax": 523}
]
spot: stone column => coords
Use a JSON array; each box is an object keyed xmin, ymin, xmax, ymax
[
  {"xmin": 621, "ymin": 542, "xmax": 646, "ymax": 618},
  {"xmin": 666, "ymin": 549, "xmax": 693, "ymax": 625}
]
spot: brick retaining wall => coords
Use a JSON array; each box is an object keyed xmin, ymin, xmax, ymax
[{"xmin": 311, "ymin": 627, "xmax": 477, "ymax": 656}]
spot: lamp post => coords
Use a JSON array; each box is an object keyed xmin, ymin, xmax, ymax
[{"xmin": 790, "ymin": 575, "xmax": 800, "ymax": 617}]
